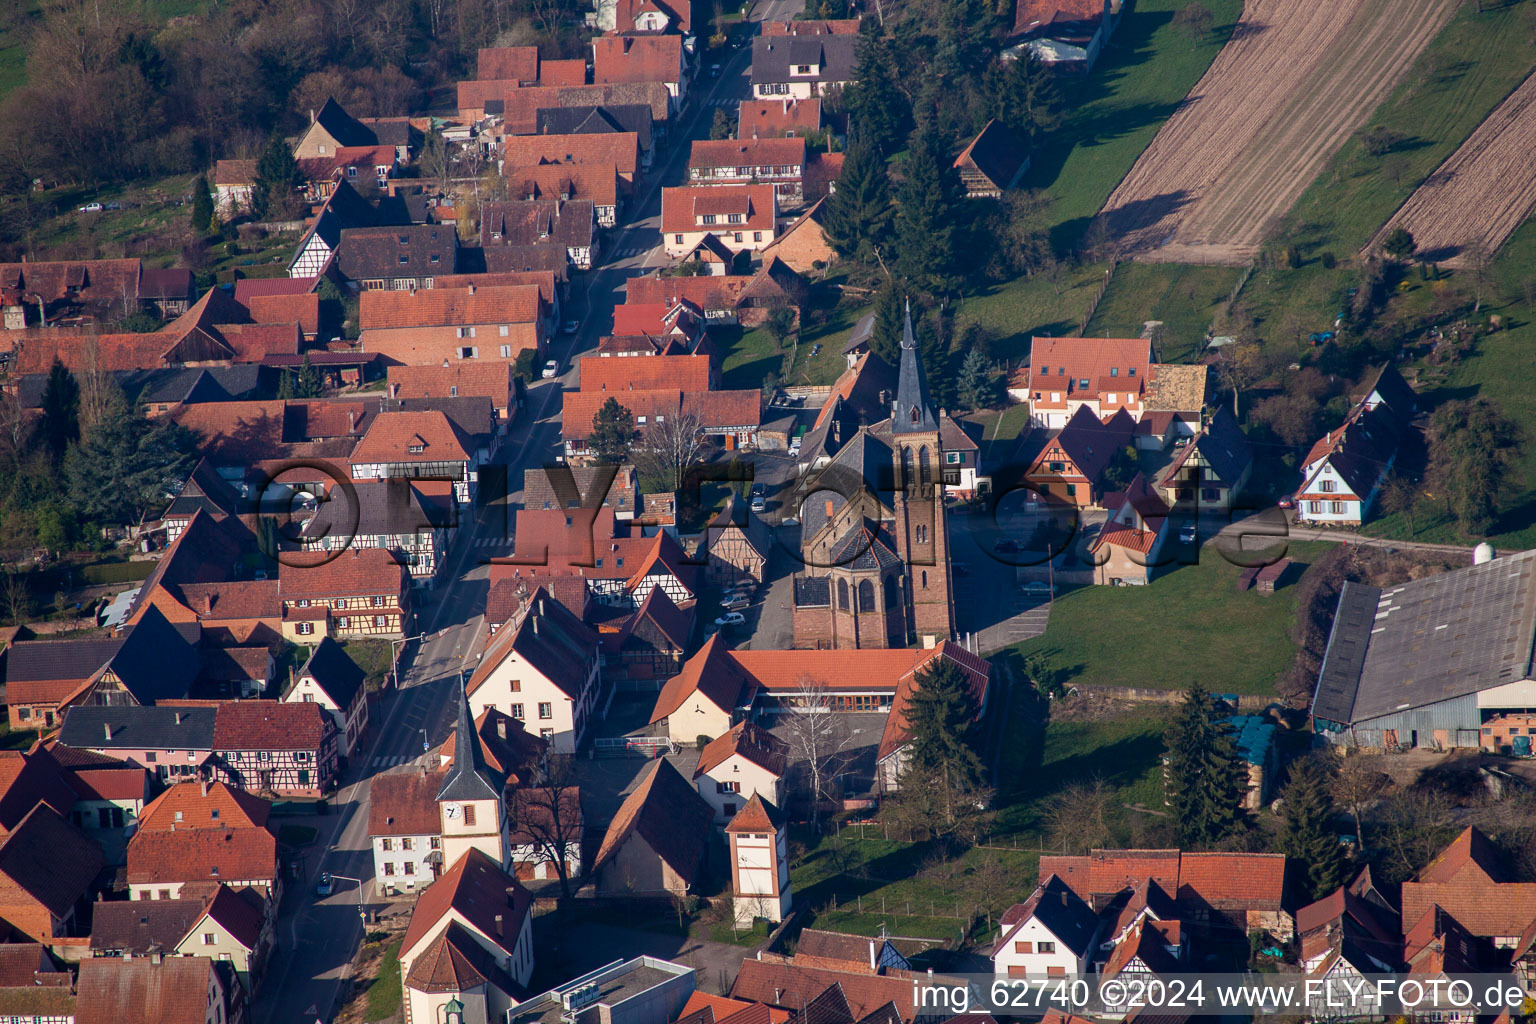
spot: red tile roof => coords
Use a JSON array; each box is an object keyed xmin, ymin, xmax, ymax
[
  {"xmin": 578, "ymin": 353, "xmax": 711, "ymax": 393},
  {"xmin": 278, "ymin": 546, "xmax": 408, "ymax": 600},
  {"xmin": 593, "ymin": 758, "xmax": 713, "ymax": 881},
  {"xmin": 689, "ymin": 137, "xmax": 806, "ymax": 171},
  {"xmin": 360, "ymin": 284, "xmax": 543, "ymax": 331},
  {"xmin": 662, "ymin": 185, "xmax": 777, "ymax": 234},
  {"xmin": 540, "ymin": 58, "xmax": 588, "ymax": 86},
  {"xmin": 478, "ymin": 46, "xmax": 540, "ymax": 82},
  {"xmin": 432, "ymin": 271, "xmax": 558, "ymax": 307},
  {"xmin": 369, "ymin": 767, "xmax": 449, "ymax": 836},
  {"xmin": 139, "ymin": 781, "xmax": 272, "ymax": 831},
  {"xmin": 246, "ymin": 292, "xmax": 321, "ymax": 335},
  {"xmin": 724, "ymin": 792, "xmax": 784, "ymax": 834},
  {"xmin": 502, "ymin": 133, "xmax": 640, "ymax": 178},
  {"xmin": 401, "ymin": 847, "xmax": 533, "ymax": 958},
  {"xmin": 731, "ymin": 960, "xmax": 922, "ymax": 1020},
  {"xmin": 505, "ymin": 161, "xmax": 620, "ymax": 208},
  {"xmin": 388, "ymin": 362, "xmax": 516, "ymax": 408},
  {"xmin": 1026, "ymin": 337, "xmax": 1152, "ymax": 400},
  {"xmin": 126, "ymin": 825, "xmax": 277, "ymax": 886},
  {"xmin": 1400, "ymin": 882, "xmax": 1536, "ymax": 939},
  {"xmin": 1039, "ymin": 849, "xmax": 1286, "ymax": 910},
  {"xmin": 350, "ymin": 409, "xmax": 471, "ymax": 466},
  {"xmin": 562, "ymin": 388, "xmax": 760, "ymax": 440},
  {"xmin": 75, "ymin": 957, "xmax": 215, "ymax": 1024},
  {"xmin": 232, "ymin": 276, "xmax": 318, "ymax": 303},
  {"xmin": 1416, "ymin": 826, "xmax": 1505, "ymax": 885},
  {"xmin": 592, "ymin": 35, "xmax": 683, "ymax": 85},
  {"xmin": 695, "ymin": 721, "xmax": 787, "ymax": 778},
  {"xmin": 212, "ymin": 700, "xmax": 331, "ymax": 750},
  {"xmin": 624, "ymin": 273, "xmax": 753, "ymax": 312},
  {"xmin": 739, "ymin": 98, "xmax": 822, "ymax": 138},
  {"xmin": 0, "ymin": 804, "xmax": 105, "ymax": 920}
]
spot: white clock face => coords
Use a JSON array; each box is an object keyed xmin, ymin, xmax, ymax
[{"xmin": 444, "ymin": 803, "xmax": 461, "ymax": 819}]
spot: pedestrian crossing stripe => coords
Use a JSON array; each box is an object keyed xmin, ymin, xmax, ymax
[{"xmin": 369, "ymin": 754, "xmax": 411, "ymax": 769}]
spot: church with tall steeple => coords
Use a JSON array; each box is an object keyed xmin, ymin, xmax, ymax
[
  {"xmin": 790, "ymin": 303, "xmax": 956, "ymax": 649},
  {"xmin": 437, "ymin": 680, "xmax": 511, "ymax": 870}
]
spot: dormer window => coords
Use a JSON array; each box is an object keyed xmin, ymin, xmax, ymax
[
  {"xmin": 1128, "ymin": 367, "xmax": 1137, "ymax": 376},
  {"xmin": 1110, "ymin": 367, "xmax": 1118, "ymax": 377},
  {"xmin": 702, "ymin": 214, "xmax": 716, "ymax": 225},
  {"xmin": 408, "ymin": 443, "xmax": 425, "ymax": 453},
  {"xmin": 398, "ymin": 235, "xmax": 409, "ymax": 244}
]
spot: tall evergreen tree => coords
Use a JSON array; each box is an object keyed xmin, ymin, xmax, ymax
[
  {"xmin": 64, "ymin": 398, "xmax": 198, "ymax": 528},
  {"xmin": 919, "ymin": 307, "xmax": 956, "ymax": 410},
  {"xmin": 1277, "ymin": 755, "xmax": 1350, "ymax": 903},
  {"xmin": 1163, "ymin": 683, "xmax": 1247, "ymax": 847},
  {"xmin": 846, "ymin": 36, "xmax": 911, "ymax": 156},
  {"xmin": 983, "ymin": 52, "xmax": 1061, "ymax": 142},
  {"xmin": 39, "ymin": 360, "xmax": 80, "ymax": 465},
  {"xmin": 819, "ymin": 127, "xmax": 893, "ymax": 263},
  {"xmin": 869, "ymin": 280, "xmax": 904, "ymax": 365},
  {"xmin": 895, "ymin": 123, "xmax": 966, "ymax": 294},
  {"xmin": 190, "ymin": 175, "xmax": 214, "ymax": 234},
  {"xmin": 935, "ymin": 0, "xmax": 995, "ymax": 84},
  {"xmin": 253, "ymin": 134, "xmax": 301, "ymax": 221},
  {"xmin": 901, "ymin": 658, "xmax": 988, "ymax": 828},
  {"xmin": 589, "ymin": 397, "xmax": 637, "ymax": 465}
]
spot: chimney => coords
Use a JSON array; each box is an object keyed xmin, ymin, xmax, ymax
[
  {"xmin": 309, "ymin": 108, "xmax": 316, "ymax": 124},
  {"xmin": 201, "ymin": 778, "xmax": 210, "ymax": 797},
  {"xmin": 103, "ymin": 723, "xmax": 113, "ymax": 741},
  {"xmin": 467, "ymin": 282, "xmax": 476, "ymax": 295},
  {"xmin": 494, "ymin": 913, "xmax": 504, "ymax": 936},
  {"xmin": 349, "ymin": 409, "xmax": 357, "ymax": 432},
  {"xmin": 869, "ymin": 938, "xmax": 877, "ymax": 972},
  {"xmin": 175, "ymin": 712, "xmax": 184, "ymax": 725},
  {"xmin": 497, "ymin": 719, "xmax": 507, "ymax": 740}
]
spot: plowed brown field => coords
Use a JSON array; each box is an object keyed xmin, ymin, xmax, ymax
[
  {"xmin": 1366, "ymin": 71, "xmax": 1536, "ymax": 267},
  {"xmin": 1097, "ymin": 0, "xmax": 1457, "ymax": 265}
]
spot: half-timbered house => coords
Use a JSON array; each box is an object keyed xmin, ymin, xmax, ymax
[
  {"xmin": 1023, "ymin": 405, "xmax": 1138, "ymax": 508},
  {"xmin": 277, "ymin": 547, "xmax": 413, "ymax": 641},
  {"xmin": 212, "ymin": 701, "xmax": 339, "ymax": 797},
  {"xmin": 298, "ymin": 478, "xmax": 454, "ymax": 584},
  {"xmin": 282, "ymin": 637, "xmax": 371, "ymax": 760},
  {"xmin": 704, "ymin": 493, "xmax": 770, "ymax": 586},
  {"xmin": 349, "ymin": 409, "xmax": 477, "ymax": 506}
]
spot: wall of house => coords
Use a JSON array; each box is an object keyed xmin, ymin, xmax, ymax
[
  {"xmin": 696, "ymin": 754, "xmax": 782, "ymax": 824},
  {"xmin": 993, "ymin": 917, "xmax": 1092, "ymax": 977},
  {"xmin": 1094, "ymin": 544, "xmax": 1154, "ymax": 585},
  {"xmin": 407, "ymin": 982, "xmax": 489, "ymax": 1024},
  {"xmin": 731, "ymin": 829, "xmax": 790, "ymax": 925},
  {"xmin": 176, "ymin": 918, "xmax": 257, "ymax": 985},
  {"xmin": 510, "ymin": 840, "xmax": 581, "ymax": 881},
  {"xmin": 441, "ymin": 796, "xmax": 509, "ymax": 871},
  {"xmin": 597, "ymin": 835, "xmax": 685, "ymax": 896},
  {"xmin": 663, "ymin": 229, "xmax": 776, "ymax": 260},
  {"xmin": 363, "ymin": 322, "xmax": 543, "ymax": 366},
  {"xmin": 469, "ymin": 652, "xmax": 593, "ymax": 753},
  {"xmin": 662, "ymin": 691, "xmax": 734, "ymax": 745},
  {"xmin": 374, "ymin": 834, "xmax": 442, "ymax": 893}
]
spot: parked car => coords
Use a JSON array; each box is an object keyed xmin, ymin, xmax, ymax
[
  {"xmin": 750, "ymin": 484, "xmax": 766, "ymax": 512},
  {"xmin": 1277, "ymin": 494, "xmax": 1296, "ymax": 510},
  {"xmin": 542, "ymin": 359, "xmax": 559, "ymax": 379},
  {"xmin": 1020, "ymin": 580, "xmax": 1052, "ymax": 596},
  {"xmin": 993, "ymin": 538, "xmax": 1021, "ymax": 554},
  {"xmin": 78, "ymin": 202, "xmax": 102, "ymax": 213},
  {"xmin": 103, "ymin": 201, "xmax": 123, "ymax": 211},
  {"xmin": 709, "ymin": 64, "xmax": 721, "ymax": 78},
  {"xmin": 714, "ymin": 612, "xmax": 746, "ymax": 627},
  {"xmin": 315, "ymin": 872, "xmax": 334, "ymax": 897},
  {"xmin": 788, "ymin": 437, "xmax": 802, "ymax": 456},
  {"xmin": 562, "ymin": 320, "xmax": 579, "ymax": 335},
  {"xmin": 1179, "ymin": 524, "xmax": 1198, "ymax": 544},
  {"xmin": 952, "ymin": 562, "xmax": 970, "ymax": 577},
  {"xmin": 722, "ymin": 595, "xmax": 751, "ymax": 611},
  {"xmin": 1173, "ymin": 437, "xmax": 1190, "ymax": 449}
]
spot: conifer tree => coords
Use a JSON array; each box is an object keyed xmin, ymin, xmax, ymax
[
  {"xmin": 895, "ymin": 123, "xmax": 965, "ymax": 294},
  {"xmin": 1163, "ymin": 683, "xmax": 1246, "ymax": 847},
  {"xmin": 1278, "ymin": 755, "xmax": 1349, "ymax": 902},
  {"xmin": 190, "ymin": 175, "xmax": 214, "ymax": 235},
  {"xmin": 589, "ymin": 398, "xmax": 637, "ymax": 465},
  {"xmin": 253, "ymin": 134, "xmax": 301, "ymax": 221},
  {"xmin": 846, "ymin": 36, "xmax": 911, "ymax": 156},
  {"xmin": 868, "ymin": 281, "xmax": 904, "ymax": 365},
  {"xmin": 819, "ymin": 127, "xmax": 893, "ymax": 263},
  {"xmin": 901, "ymin": 658, "xmax": 987, "ymax": 829},
  {"xmin": 40, "ymin": 360, "xmax": 80, "ymax": 465}
]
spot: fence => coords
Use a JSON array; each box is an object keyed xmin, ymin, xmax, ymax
[{"xmin": 592, "ymin": 736, "xmax": 678, "ymax": 758}]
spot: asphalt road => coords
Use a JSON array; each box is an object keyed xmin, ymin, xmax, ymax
[{"xmin": 254, "ymin": 41, "xmax": 762, "ymax": 1024}]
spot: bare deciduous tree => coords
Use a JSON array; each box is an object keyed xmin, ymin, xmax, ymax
[
  {"xmin": 1, "ymin": 572, "xmax": 32, "ymax": 627},
  {"xmin": 632, "ymin": 412, "xmax": 713, "ymax": 491},
  {"xmin": 1041, "ymin": 779, "xmax": 1120, "ymax": 853},
  {"xmin": 1332, "ymin": 750, "xmax": 1389, "ymax": 849},
  {"xmin": 780, "ymin": 674, "xmax": 861, "ymax": 832},
  {"xmin": 507, "ymin": 750, "xmax": 585, "ymax": 899}
]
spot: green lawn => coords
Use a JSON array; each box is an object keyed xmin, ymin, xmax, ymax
[
  {"xmin": 1085, "ymin": 262, "xmax": 1243, "ymax": 361},
  {"xmin": 361, "ymin": 939, "xmax": 402, "ymax": 1022},
  {"xmin": 1026, "ymin": 0, "xmax": 1245, "ymax": 249},
  {"xmin": 1279, "ymin": 1, "xmax": 1536, "ymax": 257},
  {"xmin": 956, "ymin": 262, "xmax": 1108, "ymax": 362},
  {"xmin": 717, "ymin": 326, "xmax": 784, "ymax": 391},
  {"xmin": 338, "ymin": 639, "xmax": 396, "ymax": 688},
  {"xmin": 1008, "ymin": 540, "xmax": 1332, "ymax": 696}
]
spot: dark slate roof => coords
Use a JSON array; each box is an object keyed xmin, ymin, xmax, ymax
[
  {"xmin": 1009, "ymin": 874, "xmax": 1100, "ymax": 957},
  {"xmin": 828, "ymin": 522, "xmax": 902, "ymax": 572},
  {"xmin": 366, "ymin": 120, "xmax": 412, "ymax": 149},
  {"xmin": 312, "ymin": 98, "xmax": 377, "ymax": 149},
  {"xmin": 1364, "ymin": 362, "xmax": 1416, "ymax": 418},
  {"xmin": 794, "ymin": 576, "xmax": 830, "ymax": 607},
  {"xmin": 891, "ymin": 302, "xmax": 936, "ymax": 436},
  {"xmin": 751, "ymin": 35, "xmax": 858, "ymax": 87},
  {"xmin": 90, "ymin": 897, "xmax": 207, "ymax": 954},
  {"xmin": 801, "ymin": 429, "xmax": 896, "ymax": 534},
  {"xmin": 1160, "ymin": 406, "xmax": 1252, "ymax": 490},
  {"xmin": 57, "ymin": 705, "xmax": 217, "ymax": 751},
  {"xmin": 537, "ymin": 104, "xmax": 653, "ymax": 151},
  {"xmin": 1314, "ymin": 549, "xmax": 1536, "ymax": 725},
  {"xmin": 136, "ymin": 366, "xmax": 265, "ymax": 407},
  {"xmin": 335, "ymin": 225, "xmax": 458, "ymax": 283},
  {"xmin": 295, "ymin": 636, "xmax": 367, "ymax": 710},
  {"xmin": 303, "ymin": 181, "xmax": 380, "ymax": 255},
  {"xmin": 958, "ymin": 119, "xmax": 1031, "ymax": 190},
  {"xmin": 482, "ymin": 200, "xmax": 595, "ymax": 250},
  {"xmin": 107, "ymin": 605, "xmax": 201, "ymax": 705},
  {"xmin": 843, "ymin": 313, "xmax": 874, "ymax": 354},
  {"xmin": 437, "ymin": 681, "xmax": 505, "ymax": 803},
  {"xmin": 162, "ymin": 457, "xmax": 248, "ymax": 523},
  {"xmin": 300, "ymin": 478, "xmax": 453, "ymax": 541},
  {"xmin": 5, "ymin": 639, "xmax": 124, "ymax": 685}
]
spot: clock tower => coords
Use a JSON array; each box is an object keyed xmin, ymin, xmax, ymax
[{"xmin": 438, "ymin": 680, "xmax": 510, "ymax": 870}]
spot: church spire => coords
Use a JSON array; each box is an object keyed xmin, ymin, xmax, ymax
[
  {"xmin": 891, "ymin": 298, "xmax": 938, "ymax": 435},
  {"xmin": 437, "ymin": 676, "xmax": 504, "ymax": 803}
]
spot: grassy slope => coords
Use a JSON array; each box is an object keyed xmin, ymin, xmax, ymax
[
  {"xmin": 1279, "ymin": 1, "xmax": 1536, "ymax": 256},
  {"xmin": 1084, "ymin": 262, "xmax": 1242, "ymax": 361},
  {"xmin": 1008, "ymin": 540, "xmax": 1333, "ymax": 696},
  {"xmin": 1025, "ymin": 0, "xmax": 1245, "ymax": 249}
]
